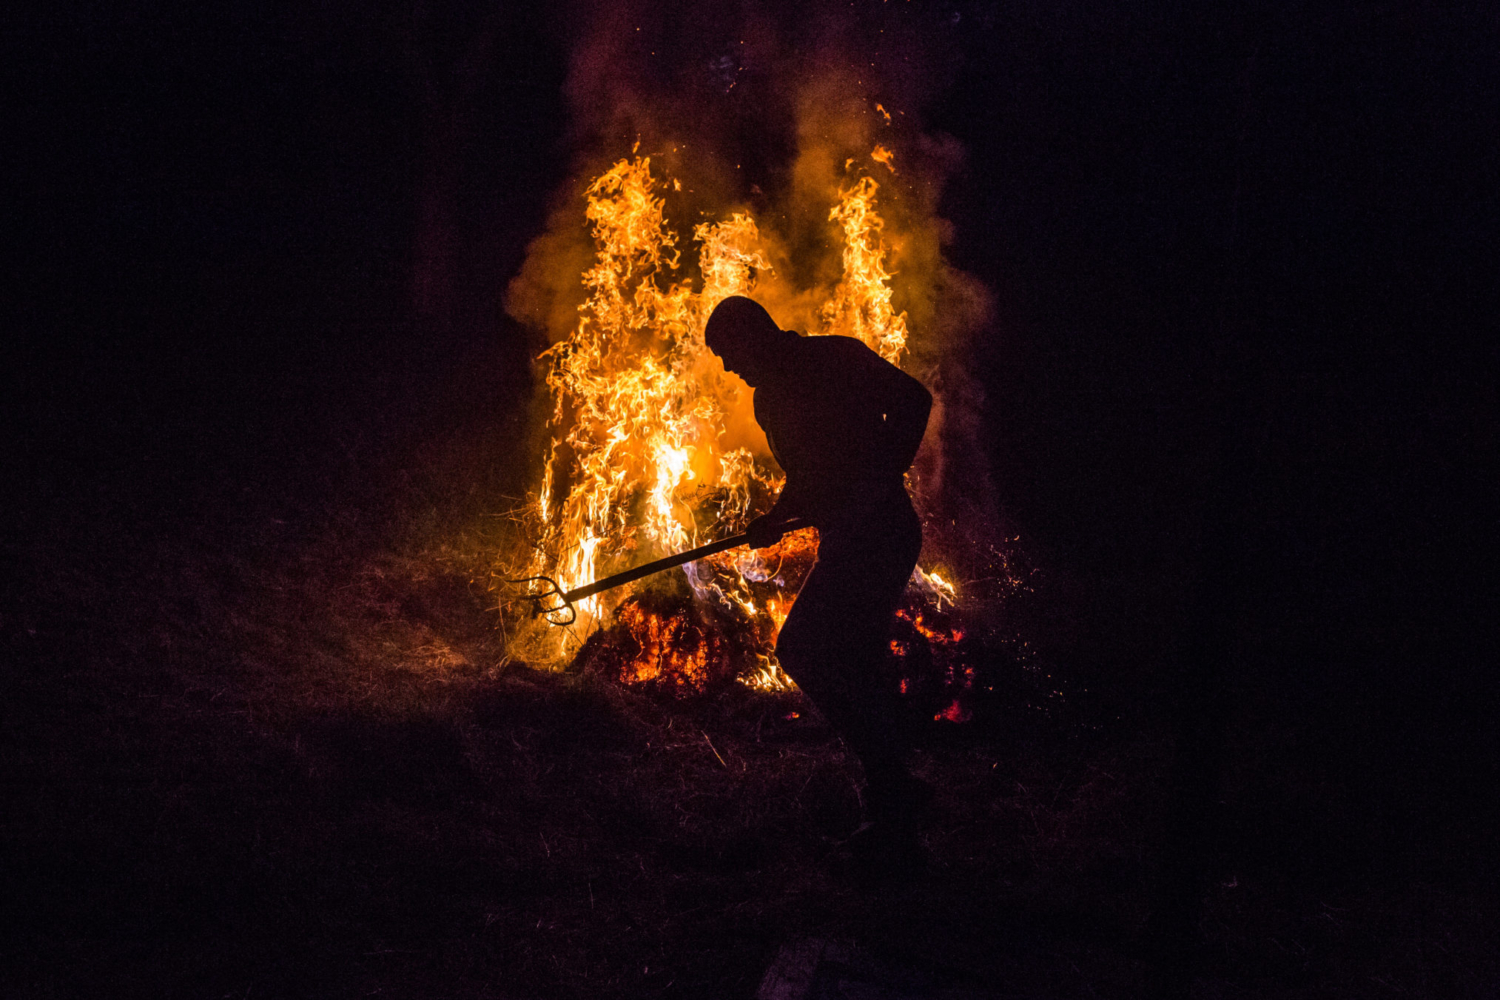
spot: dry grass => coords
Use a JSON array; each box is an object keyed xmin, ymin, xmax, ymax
[{"xmin": 3, "ymin": 415, "xmax": 1496, "ymax": 1000}]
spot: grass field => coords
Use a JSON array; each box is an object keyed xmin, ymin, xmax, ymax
[{"xmin": 5, "ymin": 374, "xmax": 1495, "ymax": 1000}]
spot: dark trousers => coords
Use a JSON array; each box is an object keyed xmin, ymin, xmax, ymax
[{"xmin": 775, "ymin": 493, "xmax": 923, "ymax": 796}]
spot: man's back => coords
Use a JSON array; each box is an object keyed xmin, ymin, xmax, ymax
[{"xmin": 752, "ymin": 335, "xmax": 931, "ymax": 516}]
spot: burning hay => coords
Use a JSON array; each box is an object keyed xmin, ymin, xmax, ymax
[{"xmin": 498, "ymin": 144, "xmax": 1019, "ymax": 704}]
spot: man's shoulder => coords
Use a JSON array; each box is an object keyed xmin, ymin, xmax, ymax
[
  {"xmin": 795, "ymin": 333, "xmax": 876, "ymax": 355},
  {"xmin": 790, "ymin": 334, "xmax": 882, "ymax": 369}
]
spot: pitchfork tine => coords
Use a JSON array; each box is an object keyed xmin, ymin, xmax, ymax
[{"xmin": 505, "ymin": 575, "xmax": 578, "ymax": 626}]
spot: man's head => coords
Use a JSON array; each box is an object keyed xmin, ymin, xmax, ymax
[{"xmin": 704, "ymin": 296, "xmax": 793, "ymax": 387}]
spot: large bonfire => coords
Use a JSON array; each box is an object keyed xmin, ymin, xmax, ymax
[{"xmin": 501, "ymin": 148, "xmax": 969, "ymax": 699}]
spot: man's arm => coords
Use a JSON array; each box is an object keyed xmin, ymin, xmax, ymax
[{"xmin": 745, "ymin": 487, "xmax": 809, "ymax": 547}]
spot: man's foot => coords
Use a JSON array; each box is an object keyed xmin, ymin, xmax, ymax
[
  {"xmin": 864, "ymin": 769, "xmax": 934, "ymax": 829},
  {"xmin": 848, "ymin": 771, "xmax": 934, "ymax": 886},
  {"xmin": 846, "ymin": 818, "xmax": 926, "ymax": 886}
]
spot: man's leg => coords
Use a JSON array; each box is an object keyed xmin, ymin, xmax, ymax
[{"xmin": 775, "ymin": 510, "xmax": 925, "ymax": 849}]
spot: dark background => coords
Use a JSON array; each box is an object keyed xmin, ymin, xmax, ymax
[{"xmin": 4, "ymin": 0, "xmax": 1497, "ymax": 994}]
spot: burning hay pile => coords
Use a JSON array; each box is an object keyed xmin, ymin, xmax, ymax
[{"xmin": 497, "ymin": 140, "xmax": 1025, "ymax": 713}]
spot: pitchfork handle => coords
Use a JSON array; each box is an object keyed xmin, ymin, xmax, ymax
[{"xmin": 560, "ymin": 517, "xmax": 807, "ymax": 604}]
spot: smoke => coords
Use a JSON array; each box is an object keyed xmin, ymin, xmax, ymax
[{"xmin": 506, "ymin": 0, "xmax": 1010, "ymax": 592}]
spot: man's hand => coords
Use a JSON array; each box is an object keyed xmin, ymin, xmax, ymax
[{"xmin": 744, "ymin": 514, "xmax": 791, "ymax": 550}]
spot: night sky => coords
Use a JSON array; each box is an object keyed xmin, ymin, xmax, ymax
[{"xmin": 4, "ymin": 1, "xmax": 1497, "ymax": 995}]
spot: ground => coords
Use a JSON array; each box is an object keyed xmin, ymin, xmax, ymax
[{"xmin": 3, "ymin": 405, "xmax": 1495, "ymax": 999}]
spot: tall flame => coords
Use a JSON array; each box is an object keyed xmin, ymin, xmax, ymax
[
  {"xmin": 821, "ymin": 175, "xmax": 909, "ymax": 363},
  {"xmin": 508, "ymin": 150, "xmax": 950, "ymax": 689}
]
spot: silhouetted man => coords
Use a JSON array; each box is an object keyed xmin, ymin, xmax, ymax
[{"xmin": 704, "ymin": 295, "xmax": 933, "ymax": 864}]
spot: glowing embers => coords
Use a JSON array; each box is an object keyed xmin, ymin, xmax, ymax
[
  {"xmin": 890, "ymin": 597, "xmax": 977, "ymax": 723},
  {"xmin": 575, "ymin": 589, "xmax": 743, "ymax": 697}
]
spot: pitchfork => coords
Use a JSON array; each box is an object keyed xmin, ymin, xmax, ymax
[{"xmin": 509, "ymin": 518, "xmax": 807, "ymax": 626}]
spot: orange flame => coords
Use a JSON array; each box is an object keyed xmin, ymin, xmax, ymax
[
  {"xmin": 508, "ymin": 151, "xmax": 955, "ymax": 690},
  {"xmin": 820, "ymin": 175, "xmax": 909, "ymax": 363}
]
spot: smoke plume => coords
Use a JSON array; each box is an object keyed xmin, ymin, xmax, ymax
[{"xmin": 504, "ymin": 0, "xmax": 1019, "ymax": 669}]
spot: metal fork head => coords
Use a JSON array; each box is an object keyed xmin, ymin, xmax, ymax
[{"xmin": 506, "ymin": 575, "xmax": 577, "ymax": 626}]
